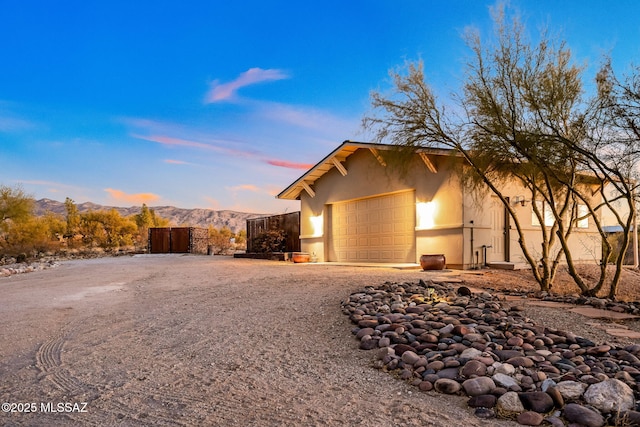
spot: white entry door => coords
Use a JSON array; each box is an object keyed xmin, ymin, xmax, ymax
[{"xmin": 488, "ymin": 196, "xmax": 507, "ymax": 262}]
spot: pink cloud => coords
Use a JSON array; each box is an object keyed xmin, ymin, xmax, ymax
[
  {"xmin": 265, "ymin": 159, "xmax": 313, "ymax": 170},
  {"xmin": 164, "ymin": 159, "xmax": 190, "ymax": 165},
  {"xmin": 266, "ymin": 185, "xmax": 286, "ymax": 196},
  {"xmin": 105, "ymin": 188, "xmax": 160, "ymax": 205},
  {"xmin": 131, "ymin": 125, "xmax": 313, "ymax": 172},
  {"xmin": 202, "ymin": 196, "xmax": 221, "ymax": 210},
  {"xmin": 205, "ymin": 68, "xmax": 289, "ymax": 103},
  {"xmin": 133, "ymin": 134, "xmax": 211, "ymax": 150},
  {"xmin": 227, "ymin": 184, "xmax": 260, "ymax": 192},
  {"xmin": 133, "ymin": 133, "xmax": 259, "ymax": 158}
]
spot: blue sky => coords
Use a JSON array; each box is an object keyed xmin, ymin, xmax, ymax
[{"xmin": 1, "ymin": 1, "xmax": 640, "ymax": 214}]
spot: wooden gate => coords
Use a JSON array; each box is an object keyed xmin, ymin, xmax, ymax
[
  {"xmin": 170, "ymin": 228, "xmax": 190, "ymax": 253},
  {"xmin": 149, "ymin": 228, "xmax": 171, "ymax": 253},
  {"xmin": 148, "ymin": 227, "xmax": 199, "ymax": 253}
]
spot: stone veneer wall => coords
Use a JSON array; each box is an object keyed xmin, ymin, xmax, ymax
[{"xmin": 190, "ymin": 227, "xmax": 210, "ymax": 255}]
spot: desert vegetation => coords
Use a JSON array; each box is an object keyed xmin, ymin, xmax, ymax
[
  {"xmin": 208, "ymin": 225, "xmax": 246, "ymax": 254},
  {"xmin": 0, "ymin": 184, "xmax": 246, "ymax": 261},
  {"xmin": 364, "ymin": 5, "xmax": 640, "ymax": 297}
]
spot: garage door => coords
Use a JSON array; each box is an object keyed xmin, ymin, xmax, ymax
[{"xmin": 329, "ymin": 191, "xmax": 416, "ymax": 262}]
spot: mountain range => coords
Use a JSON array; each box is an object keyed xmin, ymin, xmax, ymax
[{"xmin": 33, "ymin": 199, "xmax": 269, "ymax": 233}]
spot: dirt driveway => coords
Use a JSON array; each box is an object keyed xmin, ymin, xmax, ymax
[{"xmin": 0, "ymin": 255, "xmax": 517, "ymax": 426}]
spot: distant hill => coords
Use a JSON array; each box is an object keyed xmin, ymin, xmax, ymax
[{"xmin": 33, "ymin": 199, "xmax": 267, "ymax": 233}]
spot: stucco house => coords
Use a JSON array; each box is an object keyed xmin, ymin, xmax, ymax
[{"xmin": 277, "ymin": 141, "xmax": 603, "ymax": 269}]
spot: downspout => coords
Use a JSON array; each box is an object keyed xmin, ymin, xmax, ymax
[
  {"xmin": 634, "ymin": 191, "xmax": 639, "ymax": 268},
  {"xmin": 461, "ymin": 193, "xmax": 466, "ymax": 269},
  {"xmin": 504, "ymin": 197, "xmax": 510, "ymax": 262},
  {"xmin": 470, "ymin": 220, "xmax": 475, "ymax": 269}
]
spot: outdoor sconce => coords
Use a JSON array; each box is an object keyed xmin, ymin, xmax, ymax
[
  {"xmin": 416, "ymin": 201, "xmax": 436, "ymax": 229},
  {"xmin": 310, "ymin": 214, "xmax": 323, "ymax": 237},
  {"xmin": 513, "ymin": 195, "xmax": 527, "ymax": 207}
]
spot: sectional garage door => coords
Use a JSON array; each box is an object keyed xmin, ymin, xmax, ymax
[{"xmin": 329, "ymin": 191, "xmax": 416, "ymax": 262}]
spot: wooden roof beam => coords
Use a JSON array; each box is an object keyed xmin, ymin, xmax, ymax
[
  {"xmin": 331, "ymin": 157, "xmax": 348, "ymax": 176},
  {"xmin": 369, "ymin": 148, "xmax": 387, "ymax": 166},
  {"xmin": 419, "ymin": 152, "xmax": 437, "ymax": 173},
  {"xmin": 301, "ymin": 181, "xmax": 315, "ymax": 198}
]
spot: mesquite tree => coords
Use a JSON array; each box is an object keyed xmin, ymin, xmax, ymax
[
  {"xmin": 364, "ymin": 6, "xmax": 638, "ymax": 296},
  {"xmin": 585, "ymin": 61, "xmax": 640, "ymax": 296}
]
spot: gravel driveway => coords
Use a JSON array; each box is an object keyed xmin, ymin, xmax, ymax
[{"xmin": 0, "ymin": 255, "xmax": 518, "ymax": 426}]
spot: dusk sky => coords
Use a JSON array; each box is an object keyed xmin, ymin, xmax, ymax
[{"xmin": 2, "ymin": 1, "xmax": 640, "ymax": 214}]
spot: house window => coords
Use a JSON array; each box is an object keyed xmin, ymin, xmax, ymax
[
  {"xmin": 532, "ymin": 201, "xmax": 590, "ymax": 229},
  {"xmin": 532, "ymin": 201, "xmax": 554, "ymax": 227},
  {"xmin": 577, "ymin": 204, "xmax": 589, "ymax": 229}
]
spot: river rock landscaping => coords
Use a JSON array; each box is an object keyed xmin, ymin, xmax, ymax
[
  {"xmin": 342, "ymin": 279, "xmax": 640, "ymax": 426},
  {"xmin": 0, "ymin": 258, "xmax": 60, "ymax": 277}
]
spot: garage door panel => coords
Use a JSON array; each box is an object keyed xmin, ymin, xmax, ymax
[
  {"xmin": 381, "ymin": 236, "xmax": 393, "ymax": 245},
  {"xmin": 394, "ymin": 223, "xmax": 410, "ymax": 232},
  {"xmin": 394, "ymin": 235, "xmax": 411, "ymax": 245},
  {"xmin": 380, "ymin": 210, "xmax": 392, "ymax": 221},
  {"xmin": 329, "ymin": 192, "xmax": 416, "ymax": 263},
  {"xmin": 355, "ymin": 226, "xmax": 365, "ymax": 235},
  {"xmin": 381, "ymin": 250, "xmax": 395, "ymax": 261},
  {"xmin": 393, "ymin": 250, "xmax": 407, "ymax": 259}
]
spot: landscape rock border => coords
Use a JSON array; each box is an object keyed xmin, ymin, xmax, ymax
[
  {"xmin": 486, "ymin": 287, "xmax": 640, "ymax": 317},
  {"xmin": 0, "ymin": 251, "xmax": 135, "ymax": 278},
  {"xmin": 0, "ymin": 259, "xmax": 60, "ymax": 277},
  {"xmin": 342, "ymin": 279, "xmax": 640, "ymax": 426}
]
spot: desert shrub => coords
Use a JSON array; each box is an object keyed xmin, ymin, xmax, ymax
[
  {"xmin": 0, "ymin": 214, "xmax": 64, "ymax": 256},
  {"xmin": 251, "ymin": 229, "xmax": 287, "ymax": 253},
  {"xmin": 79, "ymin": 209, "xmax": 137, "ymax": 250},
  {"xmin": 209, "ymin": 226, "xmax": 235, "ymax": 254},
  {"xmin": 606, "ymin": 231, "xmax": 640, "ymax": 265},
  {"xmin": 235, "ymin": 230, "xmax": 247, "ymax": 250}
]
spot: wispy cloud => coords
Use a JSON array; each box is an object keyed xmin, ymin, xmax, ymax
[
  {"xmin": 18, "ymin": 179, "xmax": 68, "ymax": 187},
  {"xmin": 226, "ymin": 184, "xmax": 260, "ymax": 192},
  {"xmin": 104, "ymin": 188, "xmax": 160, "ymax": 205},
  {"xmin": 266, "ymin": 159, "xmax": 314, "ymax": 170},
  {"xmin": 16, "ymin": 179, "xmax": 84, "ymax": 195},
  {"xmin": 133, "ymin": 134, "xmax": 212, "ymax": 150},
  {"xmin": 256, "ymin": 102, "xmax": 357, "ymax": 135},
  {"xmin": 205, "ymin": 68, "xmax": 289, "ymax": 103},
  {"xmin": 266, "ymin": 184, "xmax": 288, "ymax": 196},
  {"xmin": 133, "ymin": 131, "xmax": 312, "ymax": 171},
  {"xmin": 164, "ymin": 159, "xmax": 191, "ymax": 165},
  {"xmin": 0, "ymin": 115, "xmax": 36, "ymax": 132},
  {"xmin": 202, "ymin": 196, "xmax": 221, "ymax": 210},
  {"xmin": 132, "ymin": 133, "xmax": 260, "ymax": 158}
]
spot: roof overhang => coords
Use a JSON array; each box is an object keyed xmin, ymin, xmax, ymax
[{"xmin": 276, "ymin": 140, "xmax": 453, "ymax": 200}]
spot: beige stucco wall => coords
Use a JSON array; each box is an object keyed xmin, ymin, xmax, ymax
[
  {"xmin": 300, "ymin": 148, "xmax": 467, "ymax": 265},
  {"xmin": 461, "ymin": 179, "xmax": 603, "ymax": 267},
  {"xmin": 298, "ymin": 147, "xmax": 603, "ymax": 268}
]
